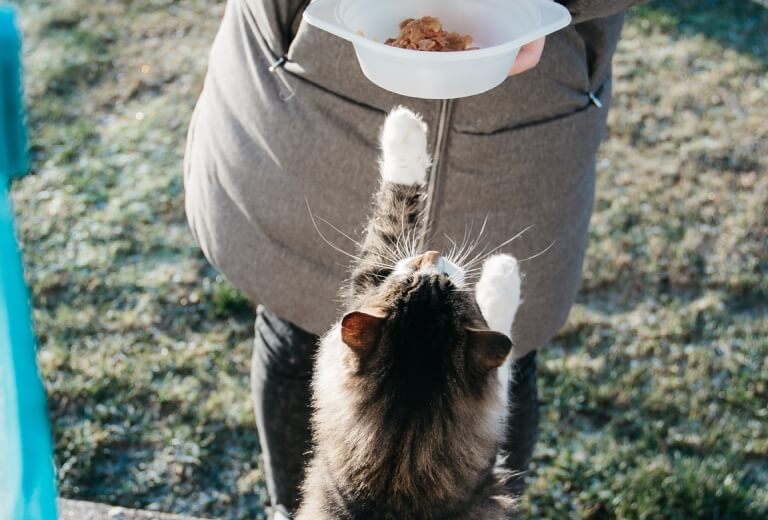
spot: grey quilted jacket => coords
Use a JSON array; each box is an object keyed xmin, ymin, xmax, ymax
[{"xmin": 184, "ymin": 0, "xmax": 642, "ymax": 356}]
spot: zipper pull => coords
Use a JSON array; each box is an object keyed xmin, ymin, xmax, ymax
[
  {"xmin": 269, "ymin": 56, "xmax": 287, "ymax": 73},
  {"xmin": 588, "ymin": 91, "xmax": 603, "ymax": 108}
]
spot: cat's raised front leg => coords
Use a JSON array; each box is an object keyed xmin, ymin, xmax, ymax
[
  {"xmin": 475, "ymin": 254, "xmax": 522, "ymax": 338},
  {"xmin": 348, "ymin": 107, "xmax": 431, "ymax": 299},
  {"xmin": 475, "ymin": 254, "xmax": 522, "ymax": 394}
]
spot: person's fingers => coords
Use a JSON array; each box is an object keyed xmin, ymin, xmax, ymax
[{"xmin": 508, "ymin": 37, "xmax": 546, "ymax": 76}]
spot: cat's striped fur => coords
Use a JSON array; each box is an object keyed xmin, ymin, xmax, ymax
[{"xmin": 296, "ymin": 107, "xmax": 521, "ymax": 520}]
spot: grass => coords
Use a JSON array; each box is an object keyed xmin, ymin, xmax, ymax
[{"xmin": 9, "ymin": 0, "xmax": 768, "ymax": 518}]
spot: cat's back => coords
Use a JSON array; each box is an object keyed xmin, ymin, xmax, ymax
[{"xmin": 296, "ymin": 460, "xmax": 517, "ymax": 520}]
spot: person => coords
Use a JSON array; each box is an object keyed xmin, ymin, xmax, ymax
[{"xmin": 184, "ymin": 1, "xmax": 642, "ymax": 517}]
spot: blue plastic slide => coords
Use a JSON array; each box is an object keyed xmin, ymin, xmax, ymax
[{"xmin": 0, "ymin": 6, "xmax": 59, "ymax": 520}]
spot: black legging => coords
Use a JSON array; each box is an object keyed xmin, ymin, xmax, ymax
[{"xmin": 251, "ymin": 305, "xmax": 540, "ymax": 516}]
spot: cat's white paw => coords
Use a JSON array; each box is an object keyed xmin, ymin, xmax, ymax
[
  {"xmin": 476, "ymin": 254, "xmax": 522, "ymax": 407},
  {"xmin": 379, "ymin": 106, "xmax": 430, "ymax": 186},
  {"xmin": 475, "ymin": 254, "xmax": 522, "ymax": 338}
]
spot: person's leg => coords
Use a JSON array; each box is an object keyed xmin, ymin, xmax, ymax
[
  {"xmin": 502, "ymin": 350, "xmax": 540, "ymax": 495},
  {"xmin": 251, "ymin": 305, "xmax": 318, "ymax": 517}
]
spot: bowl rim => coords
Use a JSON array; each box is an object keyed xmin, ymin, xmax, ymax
[{"xmin": 304, "ymin": 0, "xmax": 572, "ymax": 62}]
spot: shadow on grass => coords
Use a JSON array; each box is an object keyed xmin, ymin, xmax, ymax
[{"xmin": 632, "ymin": 0, "xmax": 768, "ymax": 66}]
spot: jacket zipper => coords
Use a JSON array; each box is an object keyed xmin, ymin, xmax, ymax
[{"xmin": 422, "ymin": 99, "xmax": 452, "ymax": 247}]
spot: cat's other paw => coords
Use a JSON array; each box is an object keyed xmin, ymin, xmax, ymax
[
  {"xmin": 379, "ymin": 106, "xmax": 430, "ymax": 186},
  {"xmin": 475, "ymin": 254, "xmax": 522, "ymax": 337}
]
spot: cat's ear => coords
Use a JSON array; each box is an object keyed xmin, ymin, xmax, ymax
[
  {"xmin": 466, "ymin": 327, "xmax": 513, "ymax": 371},
  {"xmin": 341, "ymin": 309, "xmax": 387, "ymax": 353}
]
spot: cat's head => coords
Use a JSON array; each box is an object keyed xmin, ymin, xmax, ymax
[
  {"xmin": 333, "ymin": 250, "xmax": 513, "ymax": 416},
  {"xmin": 312, "ymin": 250, "xmax": 519, "ymax": 498}
]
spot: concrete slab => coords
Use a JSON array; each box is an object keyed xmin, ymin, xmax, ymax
[{"xmin": 58, "ymin": 499, "xmax": 206, "ymax": 520}]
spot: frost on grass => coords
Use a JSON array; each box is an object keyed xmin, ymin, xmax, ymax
[{"xmin": 11, "ymin": 0, "xmax": 768, "ymax": 518}]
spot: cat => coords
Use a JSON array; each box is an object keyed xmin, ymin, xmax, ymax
[{"xmin": 295, "ymin": 107, "xmax": 523, "ymax": 520}]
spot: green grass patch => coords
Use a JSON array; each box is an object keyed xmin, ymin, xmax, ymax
[{"xmin": 10, "ymin": 0, "xmax": 768, "ymax": 517}]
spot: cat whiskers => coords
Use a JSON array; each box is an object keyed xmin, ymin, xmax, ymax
[
  {"xmin": 518, "ymin": 240, "xmax": 557, "ymax": 264},
  {"xmin": 445, "ymin": 223, "xmax": 542, "ymax": 288},
  {"xmin": 462, "ymin": 224, "xmax": 535, "ymax": 273},
  {"xmin": 306, "ymin": 200, "xmax": 397, "ymax": 271},
  {"xmin": 446, "ymin": 217, "xmax": 488, "ymax": 264},
  {"xmin": 443, "ymin": 216, "xmax": 490, "ymax": 287}
]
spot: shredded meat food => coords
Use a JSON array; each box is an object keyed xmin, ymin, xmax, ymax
[{"xmin": 385, "ymin": 16, "xmax": 475, "ymax": 52}]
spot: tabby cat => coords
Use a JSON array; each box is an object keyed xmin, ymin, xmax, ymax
[{"xmin": 296, "ymin": 107, "xmax": 523, "ymax": 520}]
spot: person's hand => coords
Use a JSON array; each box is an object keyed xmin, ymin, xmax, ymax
[{"xmin": 508, "ymin": 37, "xmax": 546, "ymax": 76}]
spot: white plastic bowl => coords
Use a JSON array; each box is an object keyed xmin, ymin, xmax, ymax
[{"xmin": 303, "ymin": 0, "xmax": 572, "ymax": 99}]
